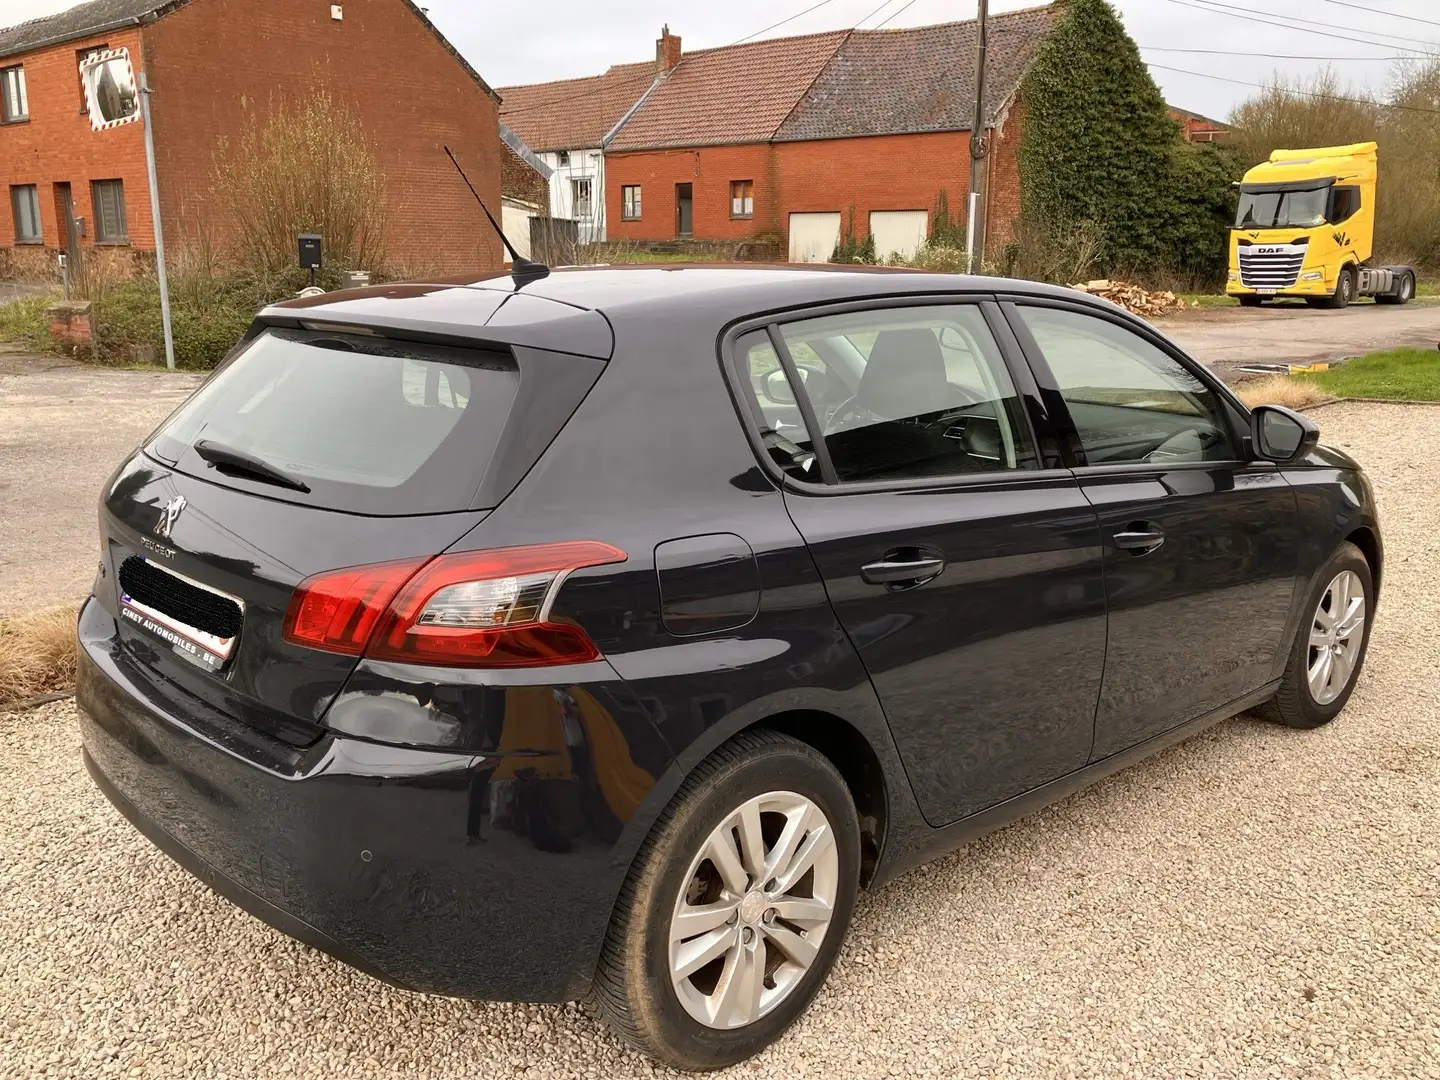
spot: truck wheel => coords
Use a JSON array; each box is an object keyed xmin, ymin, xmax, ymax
[
  {"xmin": 1237, "ymin": 295, "xmax": 1263, "ymax": 307},
  {"xmin": 1376, "ymin": 271, "xmax": 1414, "ymax": 305},
  {"xmin": 1318, "ymin": 266, "xmax": 1355, "ymax": 310}
]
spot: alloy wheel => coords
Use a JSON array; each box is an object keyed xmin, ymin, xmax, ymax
[
  {"xmin": 1307, "ymin": 569, "xmax": 1366, "ymax": 705},
  {"xmin": 668, "ymin": 790, "xmax": 838, "ymax": 1030}
]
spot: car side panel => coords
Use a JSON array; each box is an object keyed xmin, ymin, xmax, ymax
[
  {"xmin": 1274, "ymin": 447, "xmax": 1382, "ymax": 677},
  {"xmin": 435, "ymin": 305, "xmax": 931, "ymax": 991}
]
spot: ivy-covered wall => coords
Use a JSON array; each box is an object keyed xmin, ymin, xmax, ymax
[{"xmin": 1018, "ymin": 0, "xmax": 1238, "ymax": 282}]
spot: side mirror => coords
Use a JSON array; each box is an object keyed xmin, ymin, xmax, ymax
[
  {"xmin": 761, "ymin": 367, "xmax": 797, "ymax": 405},
  {"xmin": 1250, "ymin": 404, "xmax": 1319, "ymax": 462}
]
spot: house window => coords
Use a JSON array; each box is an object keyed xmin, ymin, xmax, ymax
[
  {"xmin": 1, "ymin": 66, "xmax": 27, "ymax": 123},
  {"xmin": 556, "ymin": 150, "xmax": 570, "ymax": 167},
  {"xmin": 731, "ymin": 179, "xmax": 754, "ymax": 219},
  {"xmin": 622, "ymin": 185, "xmax": 642, "ymax": 220},
  {"xmin": 11, "ymin": 185, "xmax": 41, "ymax": 243},
  {"xmin": 572, "ymin": 177, "xmax": 593, "ymax": 219},
  {"xmin": 77, "ymin": 44, "xmax": 108, "ymax": 113},
  {"xmin": 91, "ymin": 179, "xmax": 128, "ymax": 243}
]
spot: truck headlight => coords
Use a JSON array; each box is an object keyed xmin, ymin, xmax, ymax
[
  {"xmin": 1301, "ymin": 271, "xmax": 1323, "ymax": 281},
  {"xmin": 1227, "ymin": 270, "xmax": 1239, "ymax": 281}
]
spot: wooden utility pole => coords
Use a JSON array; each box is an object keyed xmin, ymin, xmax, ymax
[{"xmin": 966, "ymin": 0, "xmax": 989, "ymax": 275}]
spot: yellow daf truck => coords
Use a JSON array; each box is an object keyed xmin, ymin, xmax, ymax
[{"xmin": 1227, "ymin": 142, "xmax": 1415, "ymax": 308}]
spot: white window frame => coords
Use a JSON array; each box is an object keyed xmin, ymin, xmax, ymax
[
  {"xmin": 1, "ymin": 65, "xmax": 28, "ymax": 122},
  {"xmin": 571, "ymin": 177, "xmax": 593, "ymax": 220},
  {"xmin": 11, "ymin": 184, "xmax": 41, "ymax": 243},
  {"xmin": 622, "ymin": 185, "xmax": 642, "ymax": 220},
  {"xmin": 731, "ymin": 180, "xmax": 754, "ymax": 219}
]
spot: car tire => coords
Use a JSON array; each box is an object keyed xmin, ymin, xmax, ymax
[
  {"xmin": 1317, "ymin": 266, "xmax": 1355, "ymax": 310},
  {"xmin": 589, "ymin": 729, "xmax": 860, "ymax": 1071},
  {"xmin": 1256, "ymin": 541, "xmax": 1374, "ymax": 729},
  {"xmin": 1376, "ymin": 271, "xmax": 1414, "ymax": 305}
]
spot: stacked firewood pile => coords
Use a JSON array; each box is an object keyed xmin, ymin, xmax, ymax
[{"xmin": 1069, "ymin": 279, "xmax": 1188, "ymax": 317}]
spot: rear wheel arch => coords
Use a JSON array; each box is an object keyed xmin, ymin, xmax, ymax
[
  {"xmin": 1345, "ymin": 525, "xmax": 1382, "ymax": 593},
  {"xmin": 755, "ymin": 710, "xmax": 889, "ymax": 885}
]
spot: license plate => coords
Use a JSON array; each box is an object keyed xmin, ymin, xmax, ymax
[
  {"xmin": 119, "ymin": 560, "xmax": 243, "ymax": 673},
  {"xmin": 1255, "ymin": 288, "xmax": 1278, "ymax": 295}
]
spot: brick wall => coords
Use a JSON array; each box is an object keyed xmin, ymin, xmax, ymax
[
  {"xmin": 605, "ymin": 144, "xmax": 778, "ymax": 242},
  {"xmin": 984, "ymin": 101, "xmax": 1025, "ymax": 258},
  {"xmin": 605, "ymin": 127, "xmax": 1025, "ymax": 262},
  {"xmin": 501, "ymin": 144, "xmax": 548, "ymax": 209},
  {"xmin": 142, "ymin": 0, "xmax": 503, "ymax": 275},
  {"xmin": 0, "ymin": 28, "xmax": 152, "ymax": 266}
]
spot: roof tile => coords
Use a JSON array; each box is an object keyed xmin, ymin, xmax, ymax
[
  {"xmin": 499, "ymin": 61, "xmax": 655, "ymax": 152},
  {"xmin": 606, "ymin": 30, "xmax": 850, "ymax": 152},
  {"xmin": 776, "ymin": 4, "xmax": 1058, "ymax": 142}
]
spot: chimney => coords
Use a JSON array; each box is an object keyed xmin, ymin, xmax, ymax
[{"xmin": 656, "ymin": 25, "xmax": 681, "ymax": 76}]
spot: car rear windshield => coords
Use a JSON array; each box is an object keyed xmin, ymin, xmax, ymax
[{"xmin": 149, "ymin": 328, "xmax": 519, "ymax": 515}]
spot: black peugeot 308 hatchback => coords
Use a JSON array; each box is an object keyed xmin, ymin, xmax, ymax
[{"xmin": 77, "ymin": 266, "xmax": 1381, "ymax": 1070}]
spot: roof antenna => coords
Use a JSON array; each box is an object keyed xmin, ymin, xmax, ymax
[{"xmin": 443, "ymin": 145, "xmax": 550, "ymax": 287}]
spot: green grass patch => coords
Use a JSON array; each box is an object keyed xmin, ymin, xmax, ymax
[
  {"xmin": 1300, "ymin": 347, "xmax": 1440, "ymax": 401},
  {"xmin": 0, "ymin": 296, "xmax": 52, "ymax": 348}
]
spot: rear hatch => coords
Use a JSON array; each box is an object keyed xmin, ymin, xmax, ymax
[{"xmin": 94, "ymin": 323, "xmax": 605, "ymax": 746}]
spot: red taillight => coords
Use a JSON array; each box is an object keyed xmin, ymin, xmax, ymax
[
  {"xmin": 282, "ymin": 541, "xmax": 626, "ymax": 668},
  {"xmin": 282, "ymin": 558, "xmax": 424, "ymax": 655}
]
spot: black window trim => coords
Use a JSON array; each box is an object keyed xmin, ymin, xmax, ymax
[
  {"xmin": 719, "ymin": 292, "xmax": 1073, "ymax": 497},
  {"xmin": 998, "ymin": 294, "xmax": 1260, "ymax": 476}
]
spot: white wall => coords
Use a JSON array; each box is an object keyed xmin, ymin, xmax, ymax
[
  {"xmin": 539, "ymin": 148, "xmax": 606, "ymax": 244},
  {"xmin": 501, "ymin": 201, "xmax": 535, "ymax": 261}
]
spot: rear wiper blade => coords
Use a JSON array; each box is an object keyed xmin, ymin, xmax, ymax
[{"xmin": 193, "ymin": 439, "xmax": 312, "ymax": 493}]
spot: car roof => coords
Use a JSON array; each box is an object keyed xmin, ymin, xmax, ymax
[{"xmin": 260, "ymin": 264, "xmax": 1109, "ymax": 359}]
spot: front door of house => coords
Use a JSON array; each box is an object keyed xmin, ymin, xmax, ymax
[
  {"xmin": 54, "ymin": 183, "xmax": 82, "ymax": 271},
  {"xmin": 675, "ymin": 183, "xmax": 693, "ymax": 237}
]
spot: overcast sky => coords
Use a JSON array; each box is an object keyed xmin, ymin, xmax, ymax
[{"xmin": 8, "ymin": 0, "xmax": 1440, "ymax": 119}]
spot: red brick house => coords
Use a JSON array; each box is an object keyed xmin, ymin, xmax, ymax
[
  {"xmin": 1170, "ymin": 106, "xmax": 1230, "ymax": 144},
  {"xmin": 600, "ymin": 6, "xmax": 1058, "ymax": 262},
  {"xmin": 1, "ymin": 0, "xmax": 510, "ymax": 278}
]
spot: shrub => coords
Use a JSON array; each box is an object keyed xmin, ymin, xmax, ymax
[
  {"xmin": 831, "ymin": 206, "xmax": 877, "ymax": 264},
  {"xmin": 213, "ymin": 93, "xmax": 389, "ymax": 274},
  {"xmin": 1018, "ymin": 0, "xmax": 1237, "ymax": 283}
]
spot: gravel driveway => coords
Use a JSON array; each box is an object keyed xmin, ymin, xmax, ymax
[{"xmin": 2, "ymin": 410, "xmax": 1438, "ymax": 1080}]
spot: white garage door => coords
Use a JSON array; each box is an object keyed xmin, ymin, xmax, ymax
[
  {"xmin": 788, "ymin": 212, "xmax": 842, "ymax": 263},
  {"xmin": 869, "ymin": 210, "xmax": 929, "ymax": 262}
]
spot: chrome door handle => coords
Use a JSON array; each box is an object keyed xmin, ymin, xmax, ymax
[
  {"xmin": 861, "ymin": 555, "xmax": 946, "ymax": 585},
  {"xmin": 1113, "ymin": 523, "xmax": 1165, "ymax": 554}
]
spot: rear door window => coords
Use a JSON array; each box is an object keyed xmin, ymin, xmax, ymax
[
  {"xmin": 735, "ymin": 305, "xmax": 1037, "ymax": 485},
  {"xmin": 150, "ymin": 328, "xmax": 520, "ymax": 514}
]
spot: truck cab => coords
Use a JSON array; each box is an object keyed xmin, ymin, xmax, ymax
[{"xmin": 1227, "ymin": 142, "xmax": 1414, "ymax": 308}]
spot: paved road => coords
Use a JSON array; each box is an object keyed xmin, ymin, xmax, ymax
[
  {"xmin": 1158, "ymin": 299, "xmax": 1440, "ymax": 380},
  {"xmin": 0, "ymin": 348, "xmax": 202, "ymax": 617}
]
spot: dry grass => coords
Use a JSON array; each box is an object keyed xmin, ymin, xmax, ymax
[
  {"xmin": 1234, "ymin": 374, "xmax": 1331, "ymax": 411},
  {"xmin": 0, "ymin": 607, "xmax": 78, "ymax": 708}
]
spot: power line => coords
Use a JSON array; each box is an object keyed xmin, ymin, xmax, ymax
[
  {"xmin": 872, "ymin": 0, "xmax": 922, "ymax": 31},
  {"xmin": 729, "ymin": 0, "xmax": 840, "ymax": 46},
  {"xmin": 1147, "ymin": 62, "xmax": 1440, "ymax": 115},
  {"xmin": 1317, "ymin": 0, "xmax": 1440, "ymax": 30},
  {"xmin": 1178, "ymin": 0, "xmax": 1434, "ymax": 47},
  {"xmin": 854, "ymin": 0, "xmax": 903, "ymax": 30},
  {"xmin": 1158, "ymin": 0, "xmax": 1440, "ymax": 57},
  {"xmin": 1141, "ymin": 45, "xmax": 1408, "ymax": 61}
]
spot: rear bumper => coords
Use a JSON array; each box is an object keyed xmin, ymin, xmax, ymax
[{"xmin": 75, "ymin": 596, "xmax": 660, "ymax": 1002}]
